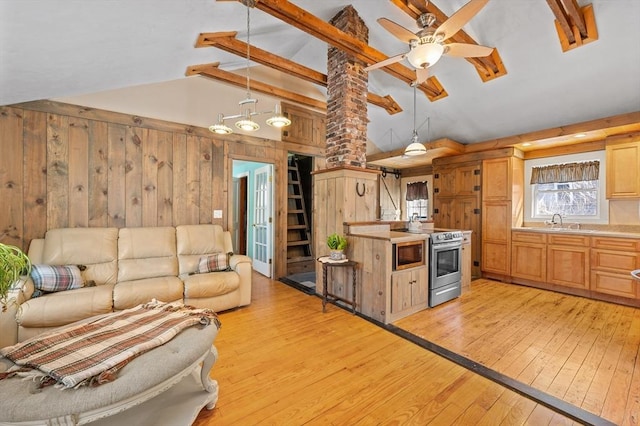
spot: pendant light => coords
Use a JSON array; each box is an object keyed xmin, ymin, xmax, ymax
[
  {"xmin": 209, "ymin": 3, "xmax": 291, "ymax": 135},
  {"xmin": 404, "ymin": 84, "xmax": 427, "ymax": 156}
]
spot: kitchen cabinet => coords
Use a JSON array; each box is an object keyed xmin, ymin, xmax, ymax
[
  {"xmin": 482, "ymin": 201, "xmax": 511, "ymax": 274},
  {"xmin": 433, "ymin": 160, "xmax": 481, "ymax": 277},
  {"xmin": 547, "ymin": 234, "xmax": 590, "ymax": 290},
  {"xmin": 590, "ymin": 236, "xmax": 640, "ymax": 299},
  {"xmin": 511, "ymin": 231, "xmax": 546, "ymax": 282},
  {"xmin": 461, "ymin": 231, "xmax": 472, "ymax": 291},
  {"xmin": 481, "ymin": 156, "xmax": 524, "ymax": 278},
  {"xmin": 606, "ymin": 141, "xmax": 640, "ymax": 199},
  {"xmin": 391, "ymin": 267, "xmax": 428, "ymax": 316}
]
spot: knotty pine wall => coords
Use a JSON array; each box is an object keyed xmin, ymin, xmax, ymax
[{"xmin": 0, "ymin": 101, "xmax": 324, "ymax": 279}]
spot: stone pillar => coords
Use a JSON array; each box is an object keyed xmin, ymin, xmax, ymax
[{"xmin": 326, "ymin": 6, "xmax": 369, "ymax": 169}]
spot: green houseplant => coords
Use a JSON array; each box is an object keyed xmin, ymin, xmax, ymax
[
  {"xmin": 326, "ymin": 233, "xmax": 347, "ymax": 260},
  {"xmin": 0, "ymin": 243, "xmax": 31, "ymax": 312}
]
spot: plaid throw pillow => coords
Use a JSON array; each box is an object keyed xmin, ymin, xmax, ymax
[
  {"xmin": 30, "ymin": 264, "xmax": 85, "ymax": 293},
  {"xmin": 196, "ymin": 253, "xmax": 231, "ymax": 273}
]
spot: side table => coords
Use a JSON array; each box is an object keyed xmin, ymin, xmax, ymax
[{"xmin": 317, "ymin": 256, "xmax": 358, "ymax": 314}]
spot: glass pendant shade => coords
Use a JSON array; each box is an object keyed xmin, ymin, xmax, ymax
[
  {"xmin": 209, "ymin": 114, "xmax": 233, "ymax": 135},
  {"xmin": 404, "ymin": 138, "xmax": 427, "ymax": 156},
  {"xmin": 265, "ymin": 104, "xmax": 291, "ymax": 128},
  {"xmin": 407, "ymin": 43, "xmax": 444, "ymax": 69},
  {"xmin": 235, "ymin": 118, "xmax": 260, "ymax": 131}
]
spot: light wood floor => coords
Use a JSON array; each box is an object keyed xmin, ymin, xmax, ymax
[
  {"xmin": 192, "ymin": 274, "xmax": 611, "ymax": 426},
  {"xmin": 395, "ymin": 279, "xmax": 640, "ymax": 426}
]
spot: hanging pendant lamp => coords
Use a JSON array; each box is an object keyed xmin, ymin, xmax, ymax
[{"xmin": 404, "ymin": 84, "xmax": 427, "ymax": 156}]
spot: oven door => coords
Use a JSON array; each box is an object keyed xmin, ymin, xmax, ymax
[{"xmin": 430, "ymin": 240, "xmax": 462, "ymax": 288}]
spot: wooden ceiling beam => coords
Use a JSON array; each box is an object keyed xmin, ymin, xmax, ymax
[
  {"xmin": 196, "ymin": 32, "xmax": 402, "ymax": 114},
  {"xmin": 464, "ymin": 111, "xmax": 640, "ymax": 153},
  {"xmin": 186, "ymin": 62, "xmax": 327, "ymax": 111},
  {"xmin": 545, "ymin": 1, "xmax": 598, "ymax": 52},
  {"xmin": 222, "ymin": 0, "xmax": 447, "ymax": 101},
  {"xmin": 547, "ymin": 0, "xmax": 575, "ymax": 43},
  {"xmin": 390, "ymin": 0, "xmax": 508, "ymax": 82}
]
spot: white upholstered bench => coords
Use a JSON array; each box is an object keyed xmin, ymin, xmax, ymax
[{"xmin": 0, "ymin": 325, "xmax": 219, "ymax": 425}]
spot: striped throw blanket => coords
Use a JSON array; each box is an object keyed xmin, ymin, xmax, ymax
[{"xmin": 0, "ymin": 300, "xmax": 220, "ymax": 389}]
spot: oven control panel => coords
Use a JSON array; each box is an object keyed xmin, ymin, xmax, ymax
[{"xmin": 431, "ymin": 231, "xmax": 463, "ymax": 242}]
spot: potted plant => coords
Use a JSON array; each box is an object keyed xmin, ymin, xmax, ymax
[
  {"xmin": 0, "ymin": 243, "xmax": 31, "ymax": 312},
  {"xmin": 326, "ymin": 233, "xmax": 347, "ymax": 260}
]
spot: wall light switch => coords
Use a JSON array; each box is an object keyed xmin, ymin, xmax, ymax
[{"xmin": 213, "ymin": 210, "xmax": 223, "ymax": 219}]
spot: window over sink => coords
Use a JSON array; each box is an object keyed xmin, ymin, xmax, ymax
[{"xmin": 524, "ymin": 151, "xmax": 608, "ymax": 224}]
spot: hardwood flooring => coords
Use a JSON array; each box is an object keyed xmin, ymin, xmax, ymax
[
  {"xmin": 395, "ymin": 279, "xmax": 640, "ymax": 426},
  {"xmin": 192, "ymin": 274, "xmax": 631, "ymax": 425}
]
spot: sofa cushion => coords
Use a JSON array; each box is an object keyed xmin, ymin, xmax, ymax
[
  {"xmin": 182, "ymin": 271, "xmax": 239, "ymax": 299},
  {"xmin": 30, "ymin": 264, "xmax": 85, "ymax": 293},
  {"xmin": 117, "ymin": 227, "xmax": 178, "ymax": 282},
  {"xmin": 113, "ymin": 276, "xmax": 183, "ymax": 310},
  {"xmin": 196, "ymin": 253, "xmax": 231, "ymax": 273},
  {"xmin": 17, "ymin": 285, "xmax": 115, "ymax": 328},
  {"xmin": 176, "ymin": 225, "xmax": 234, "ymax": 275},
  {"xmin": 40, "ymin": 228, "xmax": 119, "ymax": 286}
]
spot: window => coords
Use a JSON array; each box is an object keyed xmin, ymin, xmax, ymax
[
  {"xmin": 407, "ymin": 199, "xmax": 429, "ymax": 219},
  {"xmin": 531, "ymin": 161, "xmax": 599, "ymax": 218},
  {"xmin": 406, "ymin": 181, "xmax": 428, "ymax": 219}
]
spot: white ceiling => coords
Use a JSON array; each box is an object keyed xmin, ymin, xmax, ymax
[{"xmin": 1, "ymin": 0, "xmax": 639, "ymax": 152}]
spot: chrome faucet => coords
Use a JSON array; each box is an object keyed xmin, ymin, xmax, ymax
[{"xmin": 550, "ymin": 213, "xmax": 563, "ymax": 228}]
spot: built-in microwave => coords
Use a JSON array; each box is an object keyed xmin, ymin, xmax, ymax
[{"xmin": 392, "ymin": 240, "xmax": 425, "ymax": 271}]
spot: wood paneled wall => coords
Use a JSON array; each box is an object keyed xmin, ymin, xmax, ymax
[{"xmin": 0, "ymin": 101, "xmax": 324, "ymax": 279}]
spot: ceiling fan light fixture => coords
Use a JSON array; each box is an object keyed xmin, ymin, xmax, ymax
[{"xmin": 407, "ymin": 43, "xmax": 444, "ymax": 69}]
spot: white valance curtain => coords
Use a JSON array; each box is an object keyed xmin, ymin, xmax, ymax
[
  {"xmin": 530, "ymin": 161, "xmax": 600, "ymax": 184},
  {"xmin": 406, "ymin": 181, "xmax": 428, "ymax": 201}
]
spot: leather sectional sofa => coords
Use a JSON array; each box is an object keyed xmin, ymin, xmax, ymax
[{"xmin": 0, "ymin": 224, "xmax": 251, "ymax": 347}]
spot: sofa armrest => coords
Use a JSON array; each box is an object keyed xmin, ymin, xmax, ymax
[{"xmin": 229, "ymin": 254, "xmax": 252, "ymax": 307}]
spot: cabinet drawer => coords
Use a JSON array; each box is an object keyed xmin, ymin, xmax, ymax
[
  {"xmin": 591, "ymin": 270, "xmax": 638, "ymax": 299},
  {"xmin": 512, "ymin": 231, "xmax": 547, "ymax": 244},
  {"xmin": 591, "ymin": 236, "xmax": 640, "ymax": 251},
  {"xmin": 548, "ymin": 234, "xmax": 590, "ymax": 247},
  {"xmin": 591, "ymin": 249, "xmax": 639, "ymax": 272}
]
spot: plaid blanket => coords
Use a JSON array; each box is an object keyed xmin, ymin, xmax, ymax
[{"xmin": 0, "ymin": 300, "xmax": 220, "ymax": 389}]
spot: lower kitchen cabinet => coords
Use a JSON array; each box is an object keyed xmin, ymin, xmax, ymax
[
  {"xmin": 509, "ymin": 230, "xmax": 640, "ymax": 306},
  {"xmin": 390, "ymin": 267, "xmax": 428, "ymax": 319},
  {"xmin": 547, "ymin": 234, "xmax": 591, "ymax": 290},
  {"xmin": 511, "ymin": 231, "xmax": 546, "ymax": 282},
  {"xmin": 461, "ymin": 231, "xmax": 472, "ymax": 291},
  {"xmin": 590, "ymin": 236, "xmax": 640, "ymax": 299}
]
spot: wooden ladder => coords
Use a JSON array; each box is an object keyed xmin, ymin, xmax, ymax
[{"xmin": 287, "ymin": 156, "xmax": 313, "ymax": 271}]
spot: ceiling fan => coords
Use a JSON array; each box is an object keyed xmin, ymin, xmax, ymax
[{"xmin": 365, "ymin": 0, "xmax": 494, "ymax": 84}]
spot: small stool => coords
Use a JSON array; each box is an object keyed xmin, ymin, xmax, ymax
[{"xmin": 317, "ymin": 256, "xmax": 358, "ymax": 314}]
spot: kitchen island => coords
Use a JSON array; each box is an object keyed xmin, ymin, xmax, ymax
[{"xmin": 341, "ymin": 222, "xmax": 471, "ymax": 324}]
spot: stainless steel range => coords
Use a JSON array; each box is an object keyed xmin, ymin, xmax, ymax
[{"xmin": 429, "ymin": 230, "xmax": 463, "ymax": 307}]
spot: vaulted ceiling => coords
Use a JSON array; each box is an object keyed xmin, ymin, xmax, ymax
[{"xmin": 1, "ymin": 0, "xmax": 639, "ymax": 162}]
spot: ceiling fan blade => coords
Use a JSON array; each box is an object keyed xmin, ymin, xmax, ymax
[
  {"xmin": 377, "ymin": 18, "xmax": 417, "ymax": 44},
  {"xmin": 444, "ymin": 43, "xmax": 494, "ymax": 57},
  {"xmin": 364, "ymin": 52, "xmax": 407, "ymax": 71},
  {"xmin": 416, "ymin": 67, "xmax": 429, "ymax": 84},
  {"xmin": 436, "ymin": 0, "xmax": 489, "ymax": 41}
]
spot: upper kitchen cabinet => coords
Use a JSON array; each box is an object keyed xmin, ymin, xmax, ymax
[
  {"xmin": 281, "ymin": 103, "xmax": 326, "ymax": 148},
  {"xmin": 606, "ymin": 140, "xmax": 640, "ymax": 199}
]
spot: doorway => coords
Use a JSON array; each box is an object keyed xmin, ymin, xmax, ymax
[
  {"xmin": 232, "ymin": 160, "xmax": 274, "ymax": 278},
  {"xmin": 279, "ymin": 153, "xmax": 316, "ymax": 293}
]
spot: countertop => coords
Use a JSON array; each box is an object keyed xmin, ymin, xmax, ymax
[
  {"xmin": 348, "ymin": 228, "xmax": 469, "ymax": 243},
  {"xmin": 513, "ymin": 227, "xmax": 640, "ymax": 239}
]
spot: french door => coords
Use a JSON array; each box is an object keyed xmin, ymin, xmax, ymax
[{"xmin": 252, "ymin": 164, "xmax": 273, "ymax": 277}]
